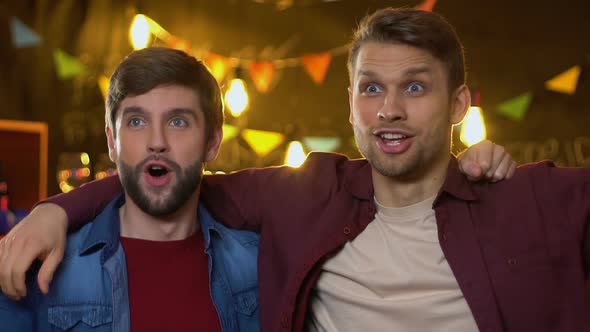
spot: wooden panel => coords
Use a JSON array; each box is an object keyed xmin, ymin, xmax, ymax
[{"xmin": 0, "ymin": 120, "xmax": 48, "ymax": 210}]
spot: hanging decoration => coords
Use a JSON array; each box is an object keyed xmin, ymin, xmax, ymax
[
  {"xmin": 302, "ymin": 136, "xmax": 341, "ymax": 152},
  {"xmin": 53, "ymin": 49, "xmax": 87, "ymax": 80},
  {"xmin": 415, "ymin": 0, "xmax": 438, "ymax": 11},
  {"xmin": 301, "ymin": 52, "xmax": 332, "ymax": 85},
  {"xmin": 222, "ymin": 124, "xmax": 240, "ymax": 143},
  {"xmin": 205, "ymin": 53, "xmax": 232, "ymax": 82},
  {"xmin": 544, "ymin": 65, "xmax": 581, "ymax": 95},
  {"xmin": 249, "ymin": 62, "xmax": 276, "ymax": 93},
  {"xmin": 242, "ymin": 129, "xmax": 285, "ymax": 157},
  {"xmin": 98, "ymin": 75, "xmax": 110, "ymax": 99},
  {"xmin": 496, "ymin": 92, "xmax": 533, "ymax": 121},
  {"xmin": 10, "ymin": 17, "xmax": 41, "ymax": 48}
]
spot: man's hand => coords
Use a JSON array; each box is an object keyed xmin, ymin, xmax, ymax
[
  {"xmin": 0, "ymin": 203, "xmax": 67, "ymax": 300},
  {"xmin": 458, "ymin": 140, "xmax": 517, "ymax": 182}
]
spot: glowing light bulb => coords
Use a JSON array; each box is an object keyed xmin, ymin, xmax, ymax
[
  {"xmin": 460, "ymin": 106, "xmax": 487, "ymax": 147},
  {"xmin": 129, "ymin": 14, "xmax": 151, "ymax": 50},
  {"xmin": 225, "ymin": 78, "xmax": 249, "ymax": 117},
  {"xmin": 284, "ymin": 141, "xmax": 307, "ymax": 168}
]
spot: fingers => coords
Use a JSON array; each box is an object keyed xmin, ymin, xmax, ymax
[
  {"xmin": 0, "ymin": 232, "xmax": 29, "ymax": 300},
  {"xmin": 37, "ymin": 247, "xmax": 65, "ymax": 294}
]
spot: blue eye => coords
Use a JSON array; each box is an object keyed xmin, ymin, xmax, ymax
[
  {"xmin": 406, "ymin": 83, "xmax": 425, "ymax": 94},
  {"xmin": 128, "ymin": 118, "xmax": 145, "ymax": 127},
  {"xmin": 364, "ymin": 83, "xmax": 383, "ymax": 94},
  {"xmin": 170, "ymin": 118, "xmax": 188, "ymax": 127}
]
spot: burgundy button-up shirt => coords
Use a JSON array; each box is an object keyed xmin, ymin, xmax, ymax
[{"xmin": 53, "ymin": 153, "xmax": 590, "ymax": 331}]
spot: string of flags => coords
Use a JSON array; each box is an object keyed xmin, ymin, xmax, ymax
[{"xmin": 6, "ymin": 0, "xmax": 587, "ymax": 160}]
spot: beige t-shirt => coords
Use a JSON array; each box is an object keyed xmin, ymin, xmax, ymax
[{"xmin": 306, "ymin": 196, "xmax": 479, "ymax": 332}]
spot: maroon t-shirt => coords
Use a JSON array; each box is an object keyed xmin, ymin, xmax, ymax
[{"xmin": 120, "ymin": 231, "xmax": 221, "ymax": 332}]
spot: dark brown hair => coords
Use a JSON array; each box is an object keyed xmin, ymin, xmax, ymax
[
  {"xmin": 348, "ymin": 8, "xmax": 466, "ymax": 94},
  {"xmin": 106, "ymin": 47, "xmax": 223, "ymax": 140}
]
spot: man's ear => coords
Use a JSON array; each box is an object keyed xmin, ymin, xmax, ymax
[
  {"xmin": 204, "ymin": 127, "xmax": 223, "ymax": 162},
  {"xmin": 348, "ymin": 86, "xmax": 354, "ymax": 125},
  {"xmin": 106, "ymin": 126, "xmax": 117, "ymax": 162},
  {"xmin": 451, "ymin": 85, "xmax": 471, "ymax": 125}
]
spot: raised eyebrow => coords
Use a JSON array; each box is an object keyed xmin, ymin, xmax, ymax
[
  {"xmin": 357, "ymin": 69, "xmax": 379, "ymax": 79},
  {"xmin": 120, "ymin": 106, "xmax": 146, "ymax": 118},
  {"xmin": 166, "ymin": 108, "xmax": 199, "ymax": 119},
  {"xmin": 402, "ymin": 66, "xmax": 433, "ymax": 77}
]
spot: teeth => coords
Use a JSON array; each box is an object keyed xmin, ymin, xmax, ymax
[
  {"xmin": 380, "ymin": 133, "xmax": 406, "ymax": 140},
  {"xmin": 151, "ymin": 166, "xmax": 163, "ymax": 170}
]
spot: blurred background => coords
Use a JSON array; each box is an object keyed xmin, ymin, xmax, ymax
[{"xmin": 0, "ymin": 0, "xmax": 589, "ymax": 225}]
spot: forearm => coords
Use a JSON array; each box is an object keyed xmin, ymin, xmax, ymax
[{"xmin": 37, "ymin": 175, "xmax": 123, "ymax": 230}]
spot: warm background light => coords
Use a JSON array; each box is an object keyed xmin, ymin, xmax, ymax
[
  {"xmin": 225, "ymin": 78, "xmax": 249, "ymax": 117},
  {"xmin": 460, "ymin": 106, "xmax": 487, "ymax": 147},
  {"xmin": 129, "ymin": 14, "xmax": 151, "ymax": 50},
  {"xmin": 284, "ymin": 141, "xmax": 307, "ymax": 168}
]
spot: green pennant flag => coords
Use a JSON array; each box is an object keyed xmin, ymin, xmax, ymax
[
  {"xmin": 496, "ymin": 92, "xmax": 533, "ymax": 121},
  {"xmin": 222, "ymin": 124, "xmax": 239, "ymax": 144},
  {"xmin": 53, "ymin": 49, "xmax": 86, "ymax": 80},
  {"xmin": 302, "ymin": 137, "xmax": 341, "ymax": 152}
]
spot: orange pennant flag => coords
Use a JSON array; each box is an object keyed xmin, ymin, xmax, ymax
[
  {"xmin": 544, "ymin": 65, "xmax": 581, "ymax": 95},
  {"xmin": 301, "ymin": 52, "xmax": 332, "ymax": 85},
  {"xmin": 98, "ymin": 75, "xmax": 110, "ymax": 100},
  {"xmin": 167, "ymin": 36, "xmax": 191, "ymax": 53},
  {"xmin": 204, "ymin": 53, "xmax": 231, "ymax": 82},
  {"xmin": 416, "ymin": 0, "xmax": 438, "ymax": 11},
  {"xmin": 249, "ymin": 62, "xmax": 275, "ymax": 93}
]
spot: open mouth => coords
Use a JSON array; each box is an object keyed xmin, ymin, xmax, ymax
[
  {"xmin": 146, "ymin": 164, "xmax": 170, "ymax": 177},
  {"xmin": 379, "ymin": 132, "xmax": 408, "ymax": 145}
]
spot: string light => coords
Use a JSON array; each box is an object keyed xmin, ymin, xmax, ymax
[
  {"xmin": 129, "ymin": 14, "xmax": 151, "ymax": 50},
  {"xmin": 460, "ymin": 106, "xmax": 487, "ymax": 147},
  {"xmin": 284, "ymin": 141, "xmax": 307, "ymax": 168},
  {"xmin": 225, "ymin": 77, "xmax": 249, "ymax": 117}
]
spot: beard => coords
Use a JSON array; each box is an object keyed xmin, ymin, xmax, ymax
[
  {"xmin": 353, "ymin": 124, "xmax": 449, "ymax": 179},
  {"xmin": 118, "ymin": 157, "xmax": 203, "ymax": 217}
]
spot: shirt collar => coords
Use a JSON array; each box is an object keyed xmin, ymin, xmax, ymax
[
  {"xmin": 198, "ymin": 204, "xmax": 223, "ymax": 250},
  {"xmin": 343, "ymin": 156, "xmax": 478, "ymax": 203},
  {"xmin": 80, "ymin": 193, "xmax": 125, "ymax": 258},
  {"xmin": 436, "ymin": 156, "xmax": 479, "ymax": 203},
  {"xmin": 343, "ymin": 158, "xmax": 374, "ymax": 200}
]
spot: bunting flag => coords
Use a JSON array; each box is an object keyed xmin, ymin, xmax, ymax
[
  {"xmin": 249, "ymin": 62, "xmax": 275, "ymax": 93},
  {"xmin": 205, "ymin": 53, "xmax": 231, "ymax": 82},
  {"xmin": 98, "ymin": 75, "xmax": 110, "ymax": 99},
  {"xmin": 222, "ymin": 124, "xmax": 239, "ymax": 143},
  {"xmin": 415, "ymin": 0, "xmax": 438, "ymax": 11},
  {"xmin": 302, "ymin": 52, "xmax": 332, "ymax": 85},
  {"xmin": 544, "ymin": 66, "xmax": 581, "ymax": 95},
  {"xmin": 302, "ymin": 136, "xmax": 341, "ymax": 152},
  {"xmin": 242, "ymin": 129, "xmax": 285, "ymax": 157},
  {"xmin": 496, "ymin": 92, "xmax": 533, "ymax": 121},
  {"xmin": 167, "ymin": 36, "xmax": 191, "ymax": 53},
  {"xmin": 53, "ymin": 49, "xmax": 87, "ymax": 80},
  {"xmin": 10, "ymin": 17, "xmax": 41, "ymax": 48}
]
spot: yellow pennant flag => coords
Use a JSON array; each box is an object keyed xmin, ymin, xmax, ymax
[
  {"xmin": 302, "ymin": 52, "xmax": 332, "ymax": 85},
  {"xmin": 249, "ymin": 62, "xmax": 275, "ymax": 93},
  {"xmin": 98, "ymin": 75, "xmax": 110, "ymax": 99},
  {"xmin": 242, "ymin": 129, "xmax": 284, "ymax": 157},
  {"xmin": 545, "ymin": 66, "xmax": 581, "ymax": 95},
  {"xmin": 222, "ymin": 124, "xmax": 239, "ymax": 144},
  {"xmin": 204, "ymin": 53, "xmax": 231, "ymax": 82}
]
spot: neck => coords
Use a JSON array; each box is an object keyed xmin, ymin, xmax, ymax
[
  {"xmin": 119, "ymin": 191, "xmax": 200, "ymax": 241},
  {"xmin": 372, "ymin": 153, "xmax": 451, "ymax": 208}
]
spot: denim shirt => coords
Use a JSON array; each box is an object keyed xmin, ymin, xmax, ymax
[{"xmin": 0, "ymin": 195, "xmax": 260, "ymax": 331}]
